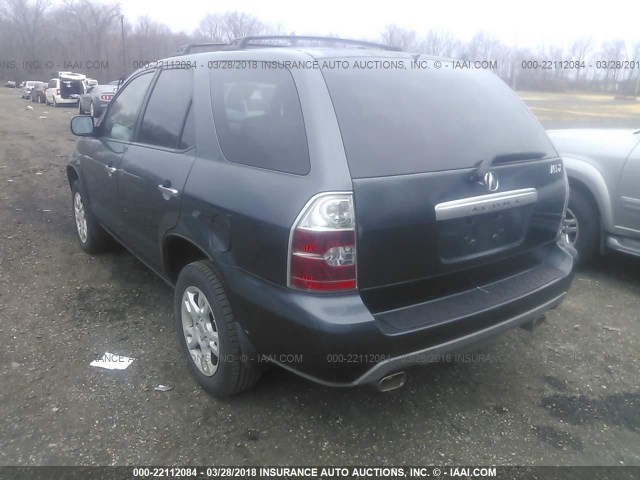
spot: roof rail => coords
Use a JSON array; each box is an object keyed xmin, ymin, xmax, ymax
[
  {"xmin": 175, "ymin": 36, "xmax": 402, "ymax": 55},
  {"xmin": 230, "ymin": 35, "xmax": 402, "ymax": 52},
  {"xmin": 176, "ymin": 42, "xmax": 230, "ymax": 55}
]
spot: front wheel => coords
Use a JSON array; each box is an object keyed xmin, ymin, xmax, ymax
[
  {"xmin": 71, "ymin": 181, "xmax": 111, "ymax": 253},
  {"xmin": 175, "ymin": 261, "xmax": 261, "ymax": 397}
]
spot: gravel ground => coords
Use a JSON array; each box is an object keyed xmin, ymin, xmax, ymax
[{"xmin": 0, "ymin": 87, "xmax": 638, "ymax": 467}]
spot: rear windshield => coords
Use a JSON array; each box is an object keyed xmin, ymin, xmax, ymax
[{"xmin": 322, "ymin": 59, "xmax": 556, "ymax": 178}]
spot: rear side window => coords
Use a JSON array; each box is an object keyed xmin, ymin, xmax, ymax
[
  {"xmin": 210, "ymin": 66, "xmax": 310, "ymax": 175},
  {"xmin": 138, "ymin": 68, "xmax": 194, "ymax": 149},
  {"xmin": 322, "ymin": 60, "xmax": 556, "ymax": 178}
]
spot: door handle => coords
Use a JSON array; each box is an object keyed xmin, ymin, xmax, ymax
[
  {"xmin": 105, "ymin": 165, "xmax": 117, "ymax": 176},
  {"xmin": 158, "ymin": 184, "xmax": 179, "ymax": 199}
]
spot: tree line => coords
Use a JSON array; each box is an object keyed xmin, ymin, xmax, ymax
[{"xmin": 1, "ymin": 0, "xmax": 639, "ymax": 95}]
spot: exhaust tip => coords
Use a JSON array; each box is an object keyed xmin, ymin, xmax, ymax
[
  {"xmin": 521, "ymin": 314, "xmax": 547, "ymax": 332},
  {"xmin": 376, "ymin": 371, "xmax": 406, "ymax": 392}
]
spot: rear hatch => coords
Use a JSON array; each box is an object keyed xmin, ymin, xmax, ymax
[
  {"xmin": 322, "ymin": 58, "xmax": 566, "ymax": 312},
  {"xmin": 59, "ymin": 73, "xmax": 85, "ymax": 99}
]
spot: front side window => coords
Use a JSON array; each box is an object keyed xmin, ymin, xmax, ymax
[
  {"xmin": 101, "ymin": 72, "xmax": 154, "ymax": 142},
  {"xmin": 137, "ymin": 68, "xmax": 193, "ymax": 149},
  {"xmin": 210, "ymin": 66, "xmax": 310, "ymax": 175}
]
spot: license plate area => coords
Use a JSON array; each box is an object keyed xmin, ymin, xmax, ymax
[{"xmin": 434, "ymin": 188, "xmax": 537, "ymax": 263}]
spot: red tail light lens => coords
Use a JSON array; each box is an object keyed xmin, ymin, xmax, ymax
[
  {"xmin": 100, "ymin": 94, "xmax": 113, "ymax": 101},
  {"xmin": 289, "ymin": 193, "xmax": 357, "ymax": 292}
]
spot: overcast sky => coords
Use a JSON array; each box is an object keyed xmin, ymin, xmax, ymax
[{"xmin": 119, "ymin": 0, "xmax": 639, "ymax": 49}]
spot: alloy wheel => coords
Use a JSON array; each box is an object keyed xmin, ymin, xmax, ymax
[
  {"xmin": 73, "ymin": 192, "xmax": 88, "ymax": 243},
  {"xmin": 181, "ymin": 286, "xmax": 220, "ymax": 377},
  {"xmin": 562, "ymin": 207, "xmax": 579, "ymax": 246}
]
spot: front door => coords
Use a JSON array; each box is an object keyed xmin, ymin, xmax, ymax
[{"xmin": 81, "ymin": 71, "xmax": 156, "ymax": 231}]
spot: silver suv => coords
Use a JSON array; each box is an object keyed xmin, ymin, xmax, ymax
[{"xmin": 548, "ymin": 129, "xmax": 640, "ymax": 262}]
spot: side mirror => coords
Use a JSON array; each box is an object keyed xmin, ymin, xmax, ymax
[{"xmin": 70, "ymin": 115, "xmax": 95, "ymax": 137}]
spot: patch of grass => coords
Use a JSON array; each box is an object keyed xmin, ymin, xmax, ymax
[{"xmin": 517, "ymin": 91, "xmax": 640, "ymax": 129}]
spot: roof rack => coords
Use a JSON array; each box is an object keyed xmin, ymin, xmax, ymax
[
  {"xmin": 175, "ymin": 36, "xmax": 402, "ymax": 55},
  {"xmin": 175, "ymin": 42, "xmax": 230, "ymax": 55},
  {"xmin": 231, "ymin": 35, "xmax": 402, "ymax": 51}
]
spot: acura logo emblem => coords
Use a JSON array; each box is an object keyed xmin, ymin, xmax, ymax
[{"xmin": 482, "ymin": 171, "xmax": 499, "ymax": 192}]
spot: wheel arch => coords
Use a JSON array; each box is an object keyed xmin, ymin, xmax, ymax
[
  {"xmin": 163, "ymin": 234, "xmax": 214, "ymax": 285},
  {"xmin": 563, "ymin": 156, "xmax": 614, "ymax": 232},
  {"xmin": 66, "ymin": 165, "xmax": 80, "ymax": 190}
]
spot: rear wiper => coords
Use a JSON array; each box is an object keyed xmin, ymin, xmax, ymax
[
  {"xmin": 470, "ymin": 151, "xmax": 547, "ymax": 182},
  {"xmin": 633, "ymin": 129, "xmax": 640, "ymax": 135}
]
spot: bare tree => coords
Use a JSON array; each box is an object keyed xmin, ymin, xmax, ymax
[
  {"xmin": 61, "ymin": 0, "xmax": 120, "ymax": 60},
  {"xmin": 380, "ymin": 24, "xmax": 417, "ymax": 51},
  {"xmin": 196, "ymin": 13, "xmax": 226, "ymax": 42},
  {"xmin": 222, "ymin": 11, "xmax": 267, "ymax": 40},
  {"xmin": 600, "ymin": 40, "xmax": 627, "ymax": 92},
  {"xmin": 0, "ymin": 0, "xmax": 51, "ymax": 67},
  {"xmin": 1, "ymin": 0, "xmax": 636, "ymax": 94},
  {"xmin": 419, "ymin": 30, "xmax": 458, "ymax": 57},
  {"xmin": 569, "ymin": 37, "xmax": 592, "ymax": 84}
]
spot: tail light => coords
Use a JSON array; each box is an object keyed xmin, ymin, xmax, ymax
[
  {"xmin": 288, "ymin": 193, "xmax": 357, "ymax": 292},
  {"xmin": 100, "ymin": 94, "xmax": 113, "ymax": 101}
]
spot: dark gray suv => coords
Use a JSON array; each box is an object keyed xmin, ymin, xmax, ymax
[{"xmin": 67, "ymin": 36, "xmax": 576, "ymax": 397}]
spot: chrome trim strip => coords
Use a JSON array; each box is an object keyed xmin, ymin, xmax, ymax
[
  {"xmin": 621, "ymin": 196, "xmax": 640, "ymax": 212},
  {"xmin": 435, "ymin": 188, "xmax": 538, "ymax": 221}
]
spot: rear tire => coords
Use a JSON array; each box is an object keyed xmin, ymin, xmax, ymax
[
  {"xmin": 175, "ymin": 261, "xmax": 262, "ymax": 397},
  {"xmin": 565, "ymin": 187, "xmax": 599, "ymax": 264},
  {"xmin": 71, "ymin": 181, "xmax": 111, "ymax": 254}
]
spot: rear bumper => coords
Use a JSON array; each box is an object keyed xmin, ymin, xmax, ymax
[
  {"xmin": 54, "ymin": 95, "xmax": 79, "ymax": 104},
  {"xmin": 227, "ymin": 241, "xmax": 577, "ymax": 386}
]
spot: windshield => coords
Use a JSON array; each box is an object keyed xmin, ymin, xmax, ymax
[{"xmin": 322, "ymin": 59, "xmax": 556, "ymax": 178}]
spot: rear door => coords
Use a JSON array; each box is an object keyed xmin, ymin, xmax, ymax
[
  {"xmin": 322, "ymin": 61, "xmax": 566, "ymax": 305},
  {"xmin": 45, "ymin": 79, "xmax": 56, "ymax": 103},
  {"xmin": 117, "ymin": 67, "xmax": 196, "ymax": 269}
]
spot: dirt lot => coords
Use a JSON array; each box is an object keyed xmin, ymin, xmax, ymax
[{"xmin": 0, "ymin": 87, "xmax": 639, "ymax": 467}]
